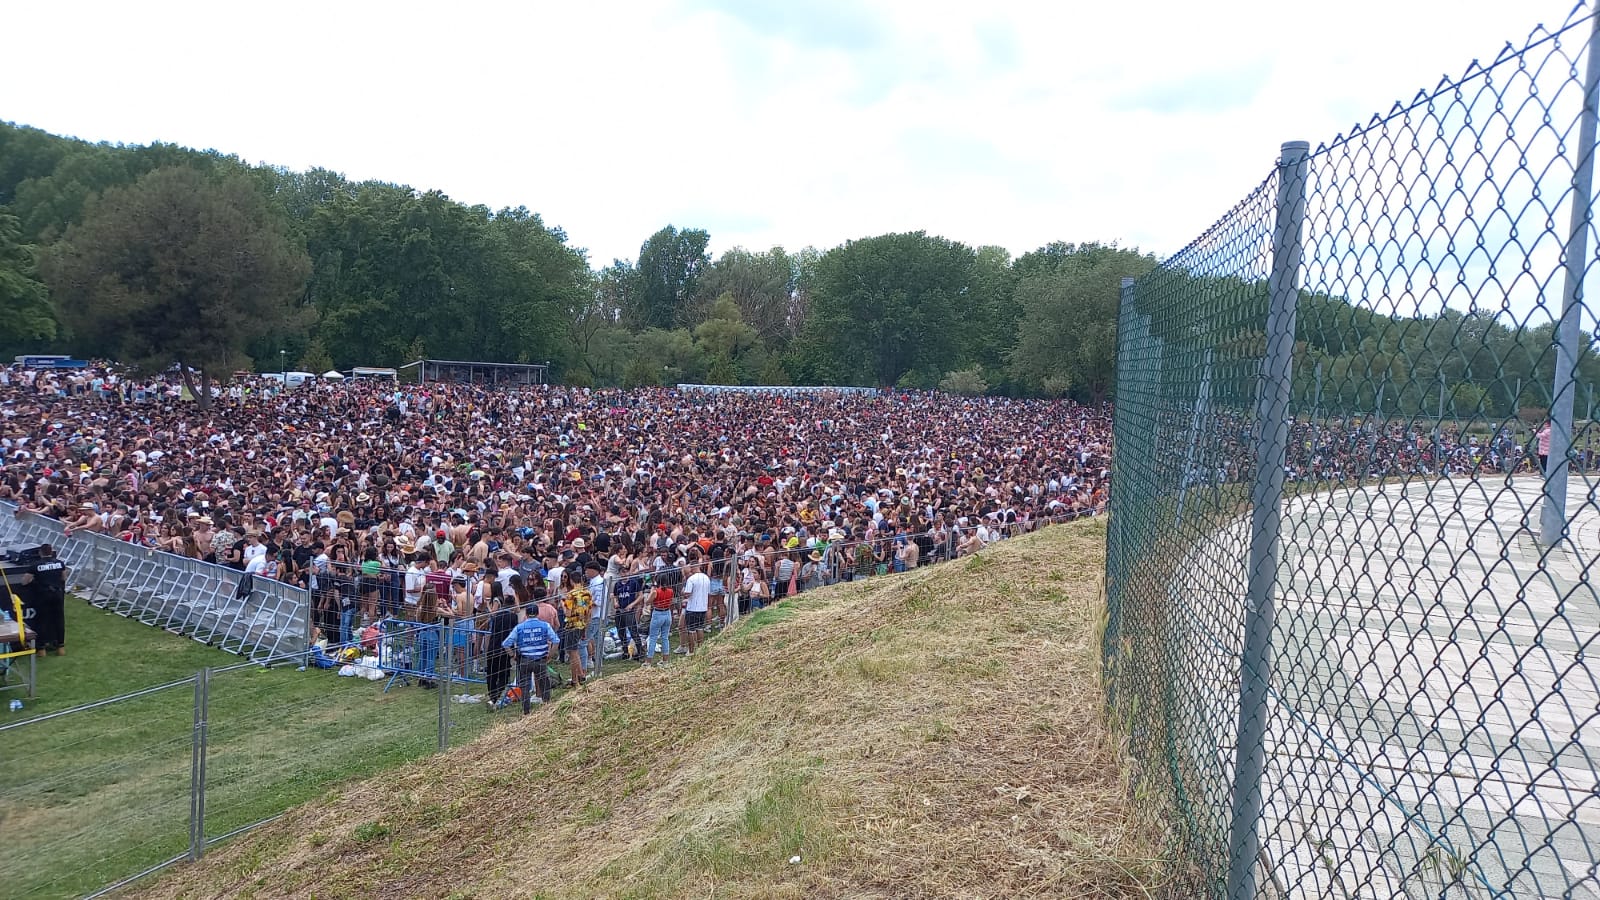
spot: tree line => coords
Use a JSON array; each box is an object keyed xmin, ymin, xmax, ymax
[
  {"xmin": 2, "ymin": 120, "xmax": 1591, "ymax": 416},
  {"xmin": 0, "ymin": 121, "xmax": 1152, "ymax": 400}
]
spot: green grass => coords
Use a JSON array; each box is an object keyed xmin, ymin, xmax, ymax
[
  {"xmin": 0, "ymin": 599, "xmax": 499, "ymax": 900},
  {"xmin": 2, "ymin": 597, "xmax": 240, "ymax": 717}
]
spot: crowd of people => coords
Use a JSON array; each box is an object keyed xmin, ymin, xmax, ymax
[
  {"xmin": 15, "ymin": 361, "xmax": 1575, "ymax": 711},
  {"xmin": 0, "ymin": 363, "xmax": 1112, "ymax": 710},
  {"xmin": 1180, "ymin": 405, "xmax": 1590, "ymax": 490}
]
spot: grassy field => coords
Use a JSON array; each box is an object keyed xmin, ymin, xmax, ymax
[
  {"xmin": 129, "ymin": 519, "xmax": 1171, "ymax": 900},
  {"xmin": 0, "ymin": 600, "xmax": 503, "ymax": 900}
]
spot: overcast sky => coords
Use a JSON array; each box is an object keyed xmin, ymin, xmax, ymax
[{"xmin": 0, "ymin": 0, "xmax": 1582, "ymax": 267}]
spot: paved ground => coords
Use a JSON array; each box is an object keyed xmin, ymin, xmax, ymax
[{"xmin": 1168, "ymin": 475, "xmax": 1600, "ymax": 899}]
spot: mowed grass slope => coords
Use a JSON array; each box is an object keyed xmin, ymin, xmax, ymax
[
  {"xmin": 0, "ymin": 600, "xmax": 452, "ymax": 899},
  {"xmin": 133, "ymin": 518, "xmax": 1168, "ymax": 899}
]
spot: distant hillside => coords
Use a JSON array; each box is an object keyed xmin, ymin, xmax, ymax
[{"xmin": 129, "ymin": 518, "xmax": 1170, "ymax": 899}]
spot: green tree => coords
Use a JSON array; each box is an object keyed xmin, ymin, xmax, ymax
[
  {"xmin": 1008, "ymin": 242, "xmax": 1154, "ymax": 401},
  {"xmin": 299, "ymin": 336, "xmax": 335, "ymax": 374},
  {"xmin": 939, "ymin": 366, "xmax": 989, "ymax": 395},
  {"xmin": 0, "ymin": 212, "xmax": 54, "ymax": 346},
  {"xmin": 301, "ymin": 188, "xmax": 586, "ymax": 369},
  {"xmin": 622, "ymin": 356, "xmax": 661, "ymax": 388},
  {"xmin": 694, "ymin": 294, "xmax": 761, "ymax": 364},
  {"xmin": 796, "ymin": 231, "xmax": 976, "ymax": 386},
  {"xmin": 968, "ymin": 245, "xmax": 1019, "ymax": 374},
  {"xmin": 631, "ymin": 225, "xmax": 710, "ymax": 329},
  {"xmin": 633, "ymin": 327, "xmax": 707, "ymax": 384},
  {"xmin": 758, "ymin": 354, "xmax": 793, "ymax": 386},
  {"xmin": 696, "ymin": 246, "xmax": 799, "ymax": 343},
  {"xmin": 41, "ymin": 166, "xmax": 311, "ymax": 409}
]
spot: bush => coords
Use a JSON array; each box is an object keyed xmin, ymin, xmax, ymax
[{"xmin": 938, "ymin": 366, "xmax": 989, "ymax": 396}]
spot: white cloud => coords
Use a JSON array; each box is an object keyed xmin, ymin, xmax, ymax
[{"xmin": 0, "ymin": 0, "xmax": 1580, "ymax": 265}]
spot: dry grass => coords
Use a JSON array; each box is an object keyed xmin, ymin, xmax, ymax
[{"xmin": 130, "ymin": 518, "xmax": 1170, "ymax": 900}]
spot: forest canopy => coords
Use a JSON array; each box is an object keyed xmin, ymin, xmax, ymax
[{"xmin": 2, "ymin": 120, "xmax": 1591, "ymax": 413}]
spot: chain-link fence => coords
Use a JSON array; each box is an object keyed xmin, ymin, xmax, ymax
[
  {"xmin": 0, "ymin": 647, "xmax": 488, "ymax": 900},
  {"xmin": 0, "ymin": 677, "xmax": 197, "ymax": 899},
  {"xmin": 1108, "ymin": 7, "xmax": 1600, "ymax": 899}
]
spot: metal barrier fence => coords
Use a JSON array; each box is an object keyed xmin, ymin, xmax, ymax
[
  {"xmin": 0, "ymin": 502, "xmax": 311, "ymax": 662},
  {"xmin": 1107, "ymin": 8, "xmax": 1600, "ymax": 899},
  {"xmin": 674, "ymin": 383, "xmax": 882, "ymax": 395}
]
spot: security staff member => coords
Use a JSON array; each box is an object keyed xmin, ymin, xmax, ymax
[
  {"xmin": 501, "ymin": 612, "xmax": 559, "ymax": 714},
  {"xmin": 25, "ymin": 544, "xmax": 68, "ymax": 655}
]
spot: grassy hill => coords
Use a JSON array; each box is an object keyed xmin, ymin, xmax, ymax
[{"xmin": 129, "ymin": 518, "xmax": 1168, "ymax": 899}]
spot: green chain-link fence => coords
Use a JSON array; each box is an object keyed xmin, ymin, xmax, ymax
[{"xmin": 1107, "ymin": 7, "xmax": 1600, "ymax": 898}]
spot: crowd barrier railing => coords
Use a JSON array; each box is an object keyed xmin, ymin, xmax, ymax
[{"xmin": 0, "ymin": 502, "xmax": 311, "ymax": 662}]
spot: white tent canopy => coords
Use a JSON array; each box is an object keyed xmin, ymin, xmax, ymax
[{"xmin": 321, "ymin": 370, "xmax": 345, "ymax": 380}]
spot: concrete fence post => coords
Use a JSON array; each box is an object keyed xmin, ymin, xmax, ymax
[
  {"xmin": 1542, "ymin": 11, "xmax": 1600, "ymax": 546},
  {"xmin": 1226, "ymin": 139, "xmax": 1309, "ymax": 900}
]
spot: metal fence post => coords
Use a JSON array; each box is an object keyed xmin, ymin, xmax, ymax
[
  {"xmin": 1226, "ymin": 139, "xmax": 1309, "ymax": 900},
  {"xmin": 1106, "ymin": 277, "xmax": 1136, "ymax": 688},
  {"xmin": 438, "ymin": 622, "xmax": 452, "ymax": 752},
  {"xmin": 600, "ymin": 573, "xmax": 617, "ymax": 676},
  {"xmin": 1542, "ymin": 12, "xmax": 1600, "ymax": 546},
  {"xmin": 1176, "ymin": 348, "xmax": 1214, "ymax": 528},
  {"xmin": 188, "ymin": 667, "xmax": 210, "ymax": 862}
]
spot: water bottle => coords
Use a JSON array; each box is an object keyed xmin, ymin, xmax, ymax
[{"xmin": 8, "ymin": 699, "xmax": 21, "ymax": 712}]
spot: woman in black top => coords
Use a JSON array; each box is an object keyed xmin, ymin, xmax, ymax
[{"xmin": 483, "ymin": 584, "xmax": 518, "ymax": 708}]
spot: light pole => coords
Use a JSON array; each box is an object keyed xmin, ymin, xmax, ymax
[{"xmin": 280, "ymin": 349, "xmax": 287, "ymax": 392}]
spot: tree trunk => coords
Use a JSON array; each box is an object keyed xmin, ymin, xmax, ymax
[
  {"xmin": 180, "ymin": 365, "xmax": 214, "ymax": 412},
  {"xmin": 178, "ymin": 363, "xmax": 199, "ymax": 407}
]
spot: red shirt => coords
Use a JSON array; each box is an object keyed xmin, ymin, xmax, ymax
[{"xmin": 651, "ymin": 586, "xmax": 674, "ymax": 612}]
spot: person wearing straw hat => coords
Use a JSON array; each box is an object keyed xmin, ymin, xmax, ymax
[
  {"xmin": 61, "ymin": 501, "xmax": 101, "ymax": 537},
  {"xmin": 801, "ymin": 549, "xmax": 825, "ymax": 592}
]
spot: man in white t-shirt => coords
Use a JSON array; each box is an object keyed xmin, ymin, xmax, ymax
[
  {"xmin": 404, "ymin": 556, "xmax": 428, "ymax": 609},
  {"xmin": 495, "ymin": 554, "xmax": 518, "ymax": 595},
  {"xmin": 242, "ymin": 532, "xmax": 268, "ymax": 566},
  {"xmin": 682, "ymin": 555, "xmax": 711, "ymax": 655}
]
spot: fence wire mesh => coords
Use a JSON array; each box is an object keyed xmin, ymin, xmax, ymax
[
  {"xmin": 1108, "ymin": 8, "xmax": 1600, "ymax": 899},
  {"xmin": 0, "ymin": 678, "xmax": 196, "ymax": 899}
]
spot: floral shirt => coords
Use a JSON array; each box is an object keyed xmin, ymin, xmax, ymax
[{"xmin": 563, "ymin": 585, "xmax": 593, "ymax": 631}]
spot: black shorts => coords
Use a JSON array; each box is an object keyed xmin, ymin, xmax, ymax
[
  {"xmin": 559, "ymin": 626, "xmax": 586, "ymax": 648},
  {"xmin": 685, "ymin": 610, "xmax": 707, "ymax": 633}
]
